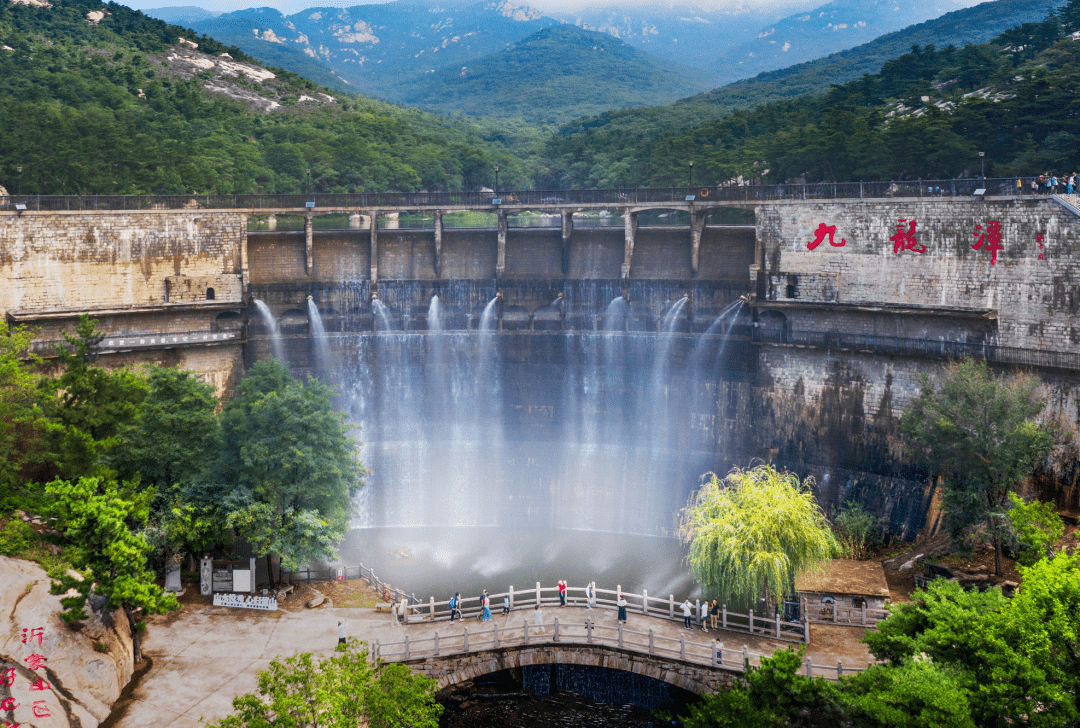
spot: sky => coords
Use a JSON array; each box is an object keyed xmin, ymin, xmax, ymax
[{"xmin": 120, "ymin": 0, "xmax": 826, "ymax": 19}]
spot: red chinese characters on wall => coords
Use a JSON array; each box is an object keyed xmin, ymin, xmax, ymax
[
  {"xmin": 891, "ymin": 219, "xmax": 926, "ymax": 254},
  {"xmin": 972, "ymin": 221, "xmax": 1004, "ymax": 265},
  {"xmin": 806, "ymin": 223, "xmax": 846, "ymax": 250},
  {"xmin": 1037, "ymin": 233, "xmax": 1046, "ymax": 260}
]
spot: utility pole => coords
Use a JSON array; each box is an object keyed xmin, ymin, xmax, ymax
[
  {"xmin": 16, "ymin": 166, "xmax": 22, "ymax": 195},
  {"xmin": 688, "ymin": 160, "xmax": 694, "ymax": 188},
  {"xmin": 494, "ymin": 165, "xmax": 499, "ymax": 192}
]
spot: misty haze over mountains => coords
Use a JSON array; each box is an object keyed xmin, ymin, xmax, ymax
[{"xmin": 145, "ymin": 0, "xmax": 992, "ymax": 116}]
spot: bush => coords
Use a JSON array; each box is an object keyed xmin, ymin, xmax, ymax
[
  {"xmin": 0, "ymin": 516, "xmax": 34, "ymax": 556},
  {"xmin": 1007, "ymin": 494, "xmax": 1064, "ymax": 566},
  {"xmin": 832, "ymin": 501, "xmax": 880, "ymax": 560}
]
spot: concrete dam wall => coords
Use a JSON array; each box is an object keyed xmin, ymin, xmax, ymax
[{"xmin": 2, "ymin": 196, "xmax": 1078, "ymax": 536}]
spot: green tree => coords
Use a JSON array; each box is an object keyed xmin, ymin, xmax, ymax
[
  {"xmin": 210, "ymin": 359, "xmax": 365, "ymax": 584},
  {"xmin": 111, "ymin": 366, "xmax": 220, "ymax": 497},
  {"xmin": 210, "ymin": 639, "xmax": 442, "ymax": 728},
  {"xmin": 681, "ymin": 465, "xmax": 836, "ymax": 607},
  {"xmin": 46, "ymin": 476, "xmax": 179, "ymax": 662},
  {"xmin": 0, "ymin": 320, "xmax": 45, "ymax": 509},
  {"xmin": 38, "ymin": 315, "xmax": 148, "ymax": 480},
  {"xmin": 679, "ymin": 647, "xmax": 841, "ymax": 728},
  {"xmin": 831, "ymin": 501, "xmax": 880, "ymax": 560},
  {"xmin": 842, "ymin": 661, "xmax": 975, "ymax": 728},
  {"xmin": 862, "ymin": 560, "xmax": 1080, "ymax": 727},
  {"xmin": 900, "ymin": 359, "xmax": 1054, "ymax": 575},
  {"xmin": 1006, "ymin": 493, "xmax": 1064, "ymax": 566}
]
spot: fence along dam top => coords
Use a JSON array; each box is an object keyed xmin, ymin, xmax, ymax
[{"xmin": 0, "ymin": 178, "xmax": 1023, "ymax": 213}]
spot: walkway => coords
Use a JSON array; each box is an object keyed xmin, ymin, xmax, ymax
[
  {"xmin": 5, "ymin": 177, "xmax": 1021, "ymax": 213},
  {"xmin": 110, "ymin": 603, "xmax": 873, "ymax": 728}
]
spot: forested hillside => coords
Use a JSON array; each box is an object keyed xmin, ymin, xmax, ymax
[
  {"xmin": 537, "ymin": 0, "xmax": 1063, "ymax": 189},
  {"xmin": 391, "ymin": 25, "xmax": 710, "ymax": 126},
  {"xmin": 539, "ymin": 1, "xmax": 1080, "ymax": 188},
  {"xmin": 0, "ymin": 0, "xmax": 536, "ymax": 195}
]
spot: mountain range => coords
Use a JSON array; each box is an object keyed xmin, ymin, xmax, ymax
[
  {"xmin": 392, "ymin": 24, "xmax": 711, "ymax": 125},
  {"xmin": 715, "ymin": 0, "xmax": 977, "ymax": 83},
  {"xmin": 152, "ymin": 0, "xmax": 989, "ymax": 100}
]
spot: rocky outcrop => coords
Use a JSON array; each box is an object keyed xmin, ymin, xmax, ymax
[{"xmin": 0, "ymin": 556, "xmax": 135, "ymax": 728}]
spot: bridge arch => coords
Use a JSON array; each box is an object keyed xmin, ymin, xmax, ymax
[{"xmin": 403, "ymin": 644, "xmax": 737, "ymax": 696}]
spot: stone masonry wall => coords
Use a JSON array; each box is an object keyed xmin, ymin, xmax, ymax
[
  {"xmin": 757, "ymin": 198, "xmax": 1080, "ymax": 351},
  {"xmin": 0, "ymin": 210, "xmax": 246, "ymax": 318}
]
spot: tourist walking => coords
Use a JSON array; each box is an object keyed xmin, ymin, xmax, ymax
[
  {"xmin": 337, "ymin": 619, "xmax": 348, "ymax": 647},
  {"xmin": 1032, "ymin": 178, "xmax": 1040, "ymax": 194},
  {"xmin": 480, "ymin": 590, "xmax": 492, "ymax": 621},
  {"xmin": 502, "ymin": 594, "xmax": 510, "ymax": 615},
  {"xmin": 714, "ymin": 640, "xmax": 724, "ymax": 665},
  {"xmin": 699, "ymin": 600, "xmax": 709, "ymax": 632},
  {"xmin": 681, "ymin": 599, "xmax": 693, "ymax": 630},
  {"xmin": 710, "ymin": 600, "xmax": 719, "ymax": 630},
  {"xmin": 449, "ymin": 592, "xmax": 462, "ymax": 622},
  {"xmin": 558, "ymin": 580, "xmax": 567, "ymax": 607},
  {"xmin": 586, "ymin": 581, "xmax": 596, "ymax": 610},
  {"xmin": 533, "ymin": 603, "xmax": 545, "ymax": 634},
  {"xmin": 617, "ymin": 595, "xmax": 628, "ymax": 623}
]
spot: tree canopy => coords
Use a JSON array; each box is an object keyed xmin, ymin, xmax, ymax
[
  {"xmin": 46, "ymin": 476, "xmax": 179, "ymax": 661},
  {"xmin": 210, "ymin": 639, "xmax": 442, "ymax": 728},
  {"xmin": 901, "ymin": 359, "xmax": 1054, "ymax": 574},
  {"xmin": 681, "ymin": 464, "xmax": 836, "ymax": 607},
  {"xmin": 208, "ymin": 359, "xmax": 365, "ymax": 581}
]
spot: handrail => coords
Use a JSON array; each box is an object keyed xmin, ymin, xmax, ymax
[
  {"xmin": 752, "ymin": 328, "xmax": 1080, "ymax": 371},
  {"xmin": 0, "ymin": 178, "xmax": 1032, "ymax": 212},
  {"xmin": 370, "ymin": 618, "xmax": 873, "ymax": 681}
]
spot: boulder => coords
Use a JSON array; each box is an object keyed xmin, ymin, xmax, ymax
[
  {"xmin": 305, "ymin": 594, "xmax": 326, "ymax": 609},
  {"xmin": 0, "ymin": 556, "xmax": 135, "ymax": 728}
]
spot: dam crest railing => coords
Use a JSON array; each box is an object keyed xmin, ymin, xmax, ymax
[{"xmin": 0, "ymin": 178, "xmax": 1025, "ymax": 212}]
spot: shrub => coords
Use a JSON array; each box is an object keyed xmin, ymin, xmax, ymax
[
  {"xmin": 0, "ymin": 516, "xmax": 34, "ymax": 557},
  {"xmin": 1007, "ymin": 494, "xmax": 1064, "ymax": 566},
  {"xmin": 832, "ymin": 501, "xmax": 880, "ymax": 560}
]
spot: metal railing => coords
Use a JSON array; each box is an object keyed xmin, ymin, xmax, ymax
[
  {"xmin": 371, "ymin": 618, "xmax": 873, "ymax": 681},
  {"xmin": 280, "ymin": 563, "xmax": 419, "ymax": 607},
  {"xmin": 752, "ymin": 328, "xmax": 1080, "ymax": 371},
  {"xmin": 0, "ymin": 178, "xmax": 1029, "ymax": 212},
  {"xmin": 28, "ymin": 329, "xmax": 241, "ymax": 356}
]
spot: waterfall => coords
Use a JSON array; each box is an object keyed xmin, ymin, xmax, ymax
[
  {"xmin": 253, "ymin": 299, "xmax": 286, "ymax": 364},
  {"xmin": 307, "ymin": 297, "xmax": 330, "ymax": 374}
]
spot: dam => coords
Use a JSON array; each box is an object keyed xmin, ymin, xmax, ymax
[{"xmin": 4, "ymin": 184, "xmax": 1079, "ymax": 584}]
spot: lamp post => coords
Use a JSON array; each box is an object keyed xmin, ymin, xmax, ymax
[
  {"xmin": 979, "ymin": 152, "xmax": 985, "ymax": 179},
  {"xmin": 494, "ymin": 165, "xmax": 499, "ymax": 192},
  {"xmin": 305, "ymin": 168, "xmax": 311, "ymax": 195},
  {"xmin": 688, "ymin": 161, "xmax": 694, "ymax": 188},
  {"xmin": 16, "ymin": 166, "xmax": 22, "ymax": 195}
]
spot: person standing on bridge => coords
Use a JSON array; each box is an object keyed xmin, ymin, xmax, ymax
[
  {"xmin": 710, "ymin": 600, "xmax": 720, "ymax": 631},
  {"xmin": 502, "ymin": 594, "xmax": 510, "ymax": 616},
  {"xmin": 449, "ymin": 592, "xmax": 462, "ymax": 622},
  {"xmin": 480, "ymin": 590, "xmax": 492, "ymax": 621},
  {"xmin": 558, "ymin": 580, "xmax": 567, "ymax": 607},
  {"xmin": 617, "ymin": 595, "xmax": 628, "ymax": 624},
  {"xmin": 681, "ymin": 599, "xmax": 693, "ymax": 630},
  {"xmin": 533, "ymin": 603, "xmax": 546, "ymax": 634},
  {"xmin": 586, "ymin": 582, "xmax": 596, "ymax": 610}
]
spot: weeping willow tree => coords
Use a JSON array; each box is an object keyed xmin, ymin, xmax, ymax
[{"xmin": 681, "ymin": 464, "xmax": 836, "ymax": 607}]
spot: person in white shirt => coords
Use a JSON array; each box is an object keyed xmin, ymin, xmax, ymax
[{"xmin": 681, "ymin": 599, "xmax": 693, "ymax": 629}]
